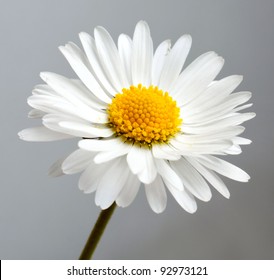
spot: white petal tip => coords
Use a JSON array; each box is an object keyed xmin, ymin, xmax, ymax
[
  {"xmin": 78, "ymin": 183, "xmax": 85, "ymax": 192},
  {"xmin": 115, "ymin": 201, "xmax": 124, "ymax": 208},
  {"xmin": 78, "ymin": 140, "xmax": 88, "ymax": 150},
  {"xmin": 48, "ymin": 167, "xmax": 64, "ymax": 177},
  {"xmin": 93, "ymin": 156, "xmax": 102, "ymax": 165},
  {"xmin": 150, "ymin": 203, "xmax": 167, "ymax": 214},
  {"xmin": 61, "ymin": 165, "xmax": 73, "ymax": 175},
  {"xmin": 207, "ymin": 51, "xmax": 218, "ymax": 57},
  {"xmin": 94, "ymin": 200, "xmax": 100, "ymax": 207},
  {"xmin": 231, "ymin": 75, "xmax": 244, "ymax": 86},
  {"xmin": 97, "ymin": 203, "xmax": 112, "ymax": 210},
  {"xmin": 240, "ymin": 173, "xmax": 251, "ymax": 182},
  {"xmin": 18, "ymin": 130, "xmax": 32, "ymax": 141},
  {"xmin": 48, "ymin": 170, "xmax": 64, "ymax": 177},
  {"xmin": 219, "ymin": 57, "xmax": 225, "ymax": 65},
  {"xmin": 39, "ymin": 71, "xmax": 52, "ymax": 82},
  {"xmin": 135, "ymin": 21, "xmax": 150, "ymax": 34},
  {"xmin": 137, "ymin": 20, "xmax": 148, "ymax": 26},
  {"xmin": 79, "ymin": 31, "xmax": 88, "ymax": 38},
  {"xmin": 233, "ymin": 75, "xmax": 243, "ymax": 82},
  {"xmin": 152, "ymin": 208, "xmax": 166, "ymax": 214},
  {"xmin": 58, "ymin": 45, "xmax": 66, "ymax": 54},
  {"xmin": 138, "ymin": 174, "xmax": 157, "ymax": 185},
  {"xmin": 128, "ymin": 169, "xmax": 139, "ymax": 175},
  {"xmin": 39, "ymin": 72, "xmax": 46, "ymax": 80},
  {"xmin": 182, "ymin": 34, "xmax": 192, "ymax": 41},
  {"xmin": 224, "ymin": 193, "xmax": 230, "ymax": 199},
  {"xmin": 187, "ymin": 208, "xmax": 197, "ymax": 214},
  {"xmin": 94, "ymin": 26, "xmax": 106, "ymax": 35},
  {"xmin": 18, "ymin": 131, "xmax": 24, "ymax": 140},
  {"xmin": 250, "ymin": 112, "xmax": 256, "ymax": 119},
  {"xmin": 184, "ymin": 203, "xmax": 198, "ymax": 214},
  {"xmin": 119, "ymin": 33, "xmax": 127, "ymax": 38},
  {"xmin": 246, "ymin": 92, "xmax": 252, "ymax": 99},
  {"xmin": 201, "ymin": 193, "xmax": 212, "ymax": 202}
]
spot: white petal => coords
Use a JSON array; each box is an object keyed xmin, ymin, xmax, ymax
[
  {"xmin": 182, "ymin": 75, "xmax": 243, "ymax": 114},
  {"xmin": 79, "ymin": 138, "xmax": 122, "ymax": 152},
  {"xmin": 155, "ymin": 159, "xmax": 184, "ymax": 191},
  {"xmin": 94, "ymin": 143, "xmax": 131, "ymax": 164},
  {"xmin": 116, "ymin": 174, "xmax": 140, "ymax": 207},
  {"xmin": 59, "ymin": 44, "xmax": 111, "ymax": 103},
  {"xmin": 152, "ymin": 144, "xmax": 181, "ymax": 160},
  {"xmin": 28, "ymin": 109, "xmax": 45, "ymax": 118},
  {"xmin": 95, "ymin": 158, "xmax": 129, "ymax": 209},
  {"xmin": 118, "ymin": 34, "xmax": 133, "ymax": 85},
  {"xmin": 126, "ymin": 145, "xmax": 147, "ymax": 174},
  {"xmin": 67, "ymin": 42, "xmax": 92, "ymax": 68},
  {"xmin": 171, "ymin": 158, "xmax": 212, "ymax": 201},
  {"xmin": 151, "ymin": 40, "xmax": 171, "ymax": 85},
  {"xmin": 40, "ymin": 72, "xmax": 108, "ymax": 124},
  {"xmin": 159, "ymin": 35, "xmax": 192, "ymax": 92},
  {"xmin": 40, "ymin": 72, "xmax": 106, "ymax": 111},
  {"xmin": 175, "ymin": 126, "xmax": 245, "ymax": 143},
  {"xmin": 32, "ymin": 84, "xmax": 60, "ymax": 99},
  {"xmin": 221, "ymin": 91, "xmax": 252, "ymax": 109},
  {"xmin": 224, "ymin": 144, "xmax": 242, "ymax": 155},
  {"xmin": 71, "ymin": 79, "xmax": 106, "ymax": 109},
  {"xmin": 79, "ymin": 32, "xmax": 117, "ymax": 96},
  {"xmin": 233, "ymin": 137, "xmax": 252, "ymax": 145},
  {"xmin": 126, "ymin": 146, "xmax": 157, "ymax": 184},
  {"xmin": 59, "ymin": 121, "xmax": 114, "ymax": 138},
  {"xmin": 62, "ymin": 149, "xmax": 94, "ymax": 174},
  {"xmin": 166, "ymin": 185, "xmax": 197, "ymax": 213},
  {"xmin": 131, "ymin": 21, "xmax": 153, "ymax": 86},
  {"xmin": 94, "ymin": 26, "xmax": 128, "ymax": 89},
  {"xmin": 171, "ymin": 52, "xmax": 224, "ymax": 105},
  {"xmin": 78, "ymin": 160, "xmax": 112, "ymax": 193},
  {"xmin": 170, "ymin": 139, "xmax": 232, "ymax": 155},
  {"xmin": 29, "ymin": 90, "xmax": 106, "ymax": 124},
  {"xmin": 137, "ymin": 152, "xmax": 157, "ymax": 184},
  {"xmin": 42, "ymin": 114, "xmax": 110, "ymax": 138},
  {"xmin": 170, "ymin": 51, "xmax": 218, "ymax": 94},
  {"xmin": 197, "ymin": 155, "xmax": 250, "ymax": 182},
  {"xmin": 32, "ymin": 84, "xmax": 56, "ymax": 95},
  {"xmin": 186, "ymin": 157, "xmax": 230, "ymax": 198},
  {"xmin": 145, "ymin": 175, "xmax": 167, "ymax": 213},
  {"xmin": 233, "ymin": 103, "xmax": 253, "ymax": 112},
  {"xmin": 18, "ymin": 126, "xmax": 73, "ymax": 142},
  {"xmin": 184, "ymin": 91, "xmax": 252, "ymax": 124},
  {"xmin": 27, "ymin": 94, "xmax": 69, "ymax": 114},
  {"xmin": 48, "ymin": 157, "xmax": 65, "ymax": 177},
  {"xmin": 182, "ymin": 113, "xmax": 256, "ymax": 134},
  {"xmin": 60, "ymin": 42, "xmax": 92, "ymax": 71}
]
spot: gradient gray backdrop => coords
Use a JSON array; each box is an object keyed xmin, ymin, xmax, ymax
[{"xmin": 1, "ymin": 0, "xmax": 273, "ymax": 259}]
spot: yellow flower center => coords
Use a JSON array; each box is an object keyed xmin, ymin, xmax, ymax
[{"xmin": 107, "ymin": 84, "xmax": 182, "ymax": 146}]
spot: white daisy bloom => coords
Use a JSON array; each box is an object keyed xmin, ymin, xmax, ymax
[{"xmin": 19, "ymin": 21, "xmax": 255, "ymax": 213}]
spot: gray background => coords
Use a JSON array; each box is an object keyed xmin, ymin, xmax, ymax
[{"xmin": 1, "ymin": 0, "xmax": 273, "ymax": 259}]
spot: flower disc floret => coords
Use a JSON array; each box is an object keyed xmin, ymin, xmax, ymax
[{"xmin": 107, "ymin": 84, "xmax": 182, "ymax": 145}]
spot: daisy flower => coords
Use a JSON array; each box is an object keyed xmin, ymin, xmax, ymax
[{"xmin": 19, "ymin": 21, "xmax": 255, "ymax": 213}]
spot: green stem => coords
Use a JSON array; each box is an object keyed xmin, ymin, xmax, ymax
[{"xmin": 79, "ymin": 203, "xmax": 117, "ymax": 260}]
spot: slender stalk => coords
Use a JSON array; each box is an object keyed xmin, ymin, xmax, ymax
[{"xmin": 79, "ymin": 203, "xmax": 117, "ymax": 260}]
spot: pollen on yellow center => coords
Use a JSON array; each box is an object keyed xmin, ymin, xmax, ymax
[{"xmin": 107, "ymin": 84, "xmax": 182, "ymax": 146}]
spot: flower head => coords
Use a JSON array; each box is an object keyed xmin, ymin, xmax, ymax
[{"xmin": 19, "ymin": 21, "xmax": 255, "ymax": 213}]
